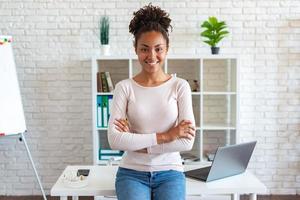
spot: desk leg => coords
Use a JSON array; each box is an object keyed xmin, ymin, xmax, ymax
[
  {"xmin": 249, "ymin": 194, "xmax": 257, "ymax": 200},
  {"xmin": 72, "ymin": 196, "xmax": 79, "ymax": 200},
  {"xmin": 231, "ymin": 193, "xmax": 239, "ymax": 200},
  {"xmin": 60, "ymin": 197, "xmax": 67, "ymax": 200}
]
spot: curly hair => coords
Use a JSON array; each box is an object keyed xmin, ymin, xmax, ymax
[{"xmin": 129, "ymin": 4, "xmax": 172, "ymax": 48}]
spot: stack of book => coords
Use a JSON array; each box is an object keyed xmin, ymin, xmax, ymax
[
  {"xmin": 97, "ymin": 71, "xmax": 114, "ymax": 92},
  {"xmin": 99, "ymin": 149, "xmax": 124, "ymax": 161},
  {"xmin": 97, "ymin": 95, "xmax": 113, "ymax": 128}
]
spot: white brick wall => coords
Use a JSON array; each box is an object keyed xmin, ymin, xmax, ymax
[{"xmin": 0, "ymin": 0, "xmax": 299, "ymax": 195}]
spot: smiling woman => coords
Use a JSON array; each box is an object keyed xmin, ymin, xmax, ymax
[
  {"xmin": 107, "ymin": 4, "xmax": 196, "ymax": 200},
  {"xmin": 129, "ymin": 4, "xmax": 172, "ymax": 86},
  {"xmin": 134, "ymin": 31, "xmax": 169, "ymax": 83}
]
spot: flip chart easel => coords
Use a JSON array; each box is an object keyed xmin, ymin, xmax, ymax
[{"xmin": 0, "ymin": 36, "xmax": 47, "ymax": 199}]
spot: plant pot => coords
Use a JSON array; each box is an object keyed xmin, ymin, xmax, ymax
[
  {"xmin": 101, "ymin": 44, "xmax": 110, "ymax": 56},
  {"xmin": 211, "ymin": 47, "xmax": 220, "ymax": 55}
]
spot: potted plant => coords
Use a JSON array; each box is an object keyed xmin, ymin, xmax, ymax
[
  {"xmin": 99, "ymin": 16, "xmax": 110, "ymax": 55},
  {"xmin": 200, "ymin": 16, "xmax": 229, "ymax": 54}
]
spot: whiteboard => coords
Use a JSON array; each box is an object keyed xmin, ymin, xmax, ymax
[{"xmin": 0, "ymin": 36, "xmax": 27, "ymax": 135}]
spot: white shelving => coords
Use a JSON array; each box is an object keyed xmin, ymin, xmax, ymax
[{"xmin": 92, "ymin": 55, "xmax": 239, "ymax": 165}]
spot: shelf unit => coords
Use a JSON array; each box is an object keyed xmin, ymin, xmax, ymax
[{"xmin": 92, "ymin": 55, "xmax": 239, "ymax": 165}]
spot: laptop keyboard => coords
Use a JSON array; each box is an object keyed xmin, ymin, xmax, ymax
[
  {"xmin": 185, "ymin": 166, "xmax": 211, "ymax": 180},
  {"xmin": 194, "ymin": 166, "xmax": 211, "ymax": 176}
]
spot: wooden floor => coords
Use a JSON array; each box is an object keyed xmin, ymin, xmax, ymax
[{"xmin": 0, "ymin": 195, "xmax": 299, "ymax": 200}]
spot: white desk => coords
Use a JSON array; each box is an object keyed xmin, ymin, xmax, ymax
[{"xmin": 51, "ymin": 165, "xmax": 267, "ymax": 200}]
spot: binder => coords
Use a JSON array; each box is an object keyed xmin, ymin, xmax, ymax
[
  {"xmin": 102, "ymin": 95, "xmax": 108, "ymax": 127},
  {"xmin": 101, "ymin": 149, "xmax": 122, "ymax": 154},
  {"xmin": 97, "ymin": 96, "xmax": 102, "ymax": 127},
  {"xmin": 99, "ymin": 148, "xmax": 124, "ymax": 160},
  {"xmin": 97, "ymin": 95, "xmax": 111, "ymax": 128},
  {"xmin": 99, "ymin": 154, "xmax": 122, "ymax": 160},
  {"xmin": 108, "ymin": 95, "xmax": 113, "ymax": 120}
]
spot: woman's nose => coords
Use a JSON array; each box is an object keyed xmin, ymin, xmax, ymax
[{"xmin": 147, "ymin": 49, "xmax": 156, "ymax": 59}]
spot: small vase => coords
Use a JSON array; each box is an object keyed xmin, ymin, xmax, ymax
[
  {"xmin": 101, "ymin": 44, "xmax": 110, "ymax": 56},
  {"xmin": 211, "ymin": 47, "xmax": 220, "ymax": 55}
]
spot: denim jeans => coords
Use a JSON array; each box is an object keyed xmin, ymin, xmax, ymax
[{"xmin": 115, "ymin": 167, "xmax": 186, "ymax": 200}]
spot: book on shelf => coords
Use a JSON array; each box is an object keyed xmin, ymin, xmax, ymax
[
  {"xmin": 105, "ymin": 71, "xmax": 114, "ymax": 92},
  {"xmin": 97, "ymin": 72, "xmax": 103, "ymax": 93},
  {"xmin": 100, "ymin": 72, "xmax": 109, "ymax": 92},
  {"xmin": 97, "ymin": 71, "xmax": 114, "ymax": 93}
]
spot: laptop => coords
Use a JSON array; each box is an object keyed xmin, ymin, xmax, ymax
[{"xmin": 185, "ymin": 141, "xmax": 257, "ymax": 182}]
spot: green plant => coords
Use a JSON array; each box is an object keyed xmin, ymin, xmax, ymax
[
  {"xmin": 200, "ymin": 16, "xmax": 229, "ymax": 47},
  {"xmin": 100, "ymin": 16, "xmax": 109, "ymax": 45}
]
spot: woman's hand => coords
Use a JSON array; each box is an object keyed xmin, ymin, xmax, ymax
[
  {"xmin": 157, "ymin": 120, "xmax": 195, "ymax": 144},
  {"xmin": 114, "ymin": 118, "xmax": 130, "ymax": 132}
]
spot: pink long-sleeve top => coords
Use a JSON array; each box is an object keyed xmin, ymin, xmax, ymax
[{"xmin": 107, "ymin": 76, "xmax": 195, "ymax": 172}]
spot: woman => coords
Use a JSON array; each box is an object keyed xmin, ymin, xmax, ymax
[{"xmin": 108, "ymin": 4, "xmax": 195, "ymax": 200}]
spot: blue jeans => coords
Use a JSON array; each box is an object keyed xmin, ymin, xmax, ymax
[{"xmin": 115, "ymin": 167, "xmax": 186, "ymax": 200}]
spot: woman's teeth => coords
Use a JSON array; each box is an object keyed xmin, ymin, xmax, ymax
[{"xmin": 146, "ymin": 61, "xmax": 158, "ymax": 65}]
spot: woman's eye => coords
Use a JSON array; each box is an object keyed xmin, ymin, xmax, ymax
[
  {"xmin": 141, "ymin": 48, "xmax": 148, "ymax": 52},
  {"xmin": 156, "ymin": 48, "xmax": 163, "ymax": 52}
]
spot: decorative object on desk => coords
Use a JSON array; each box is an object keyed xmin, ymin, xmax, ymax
[
  {"xmin": 206, "ymin": 152, "xmax": 215, "ymax": 161},
  {"xmin": 200, "ymin": 16, "xmax": 229, "ymax": 55},
  {"xmin": 62, "ymin": 170, "xmax": 88, "ymax": 188},
  {"xmin": 77, "ymin": 169, "xmax": 90, "ymax": 176},
  {"xmin": 99, "ymin": 16, "xmax": 110, "ymax": 56},
  {"xmin": 204, "ymin": 149, "xmax": 216, "ymax": 161},
  {"xmin": 181, "ymin": 152, "xmax": 200, "ymax": 163},
  {"xmin": 0, "ymin": 35, "xmax": 47, "ymax": 200}
]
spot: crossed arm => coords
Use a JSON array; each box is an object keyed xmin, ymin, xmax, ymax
[
  {"xmin": 114, "ymin": 118, "xmax": 195, "ymax": 153},
  {"xmin": 107, "ymin": 80, "xmax": 196, "ymax": 154}
]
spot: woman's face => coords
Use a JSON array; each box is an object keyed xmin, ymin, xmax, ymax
[{"xmin": 135, "ymin": 31, "xmax": 168, "ymax": 75}]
